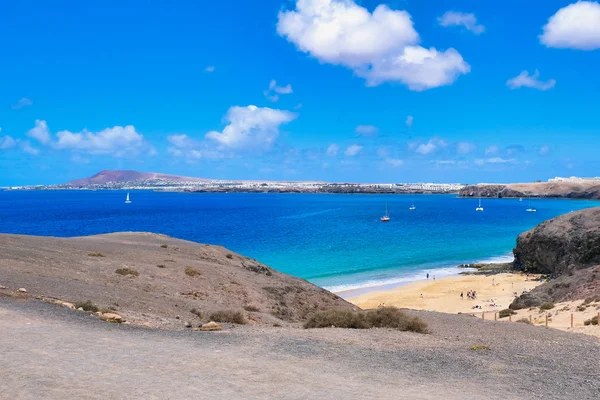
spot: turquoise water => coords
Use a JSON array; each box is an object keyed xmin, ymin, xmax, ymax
[{"xmin": 1, "ymin": 191, "xmax": 598, "ymax": 292}]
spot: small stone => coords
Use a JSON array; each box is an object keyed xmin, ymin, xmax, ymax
[
  {"xmin": 184, "ymin": 321, "xmax": 192, "ymax": 328},
  {"xmin": 59, "ymin": 301, "xmax": 76, "ymax": 310},
  {"xmin": 194, "ymin": 321, "xmax": 223, "ymax": 331},
  {"xmin": 175, "ymin": 315, "xmax": 180, "ymax": 320},
  {"xmin": 77, "ymin": 307, "xmax": 84, "ymax": 311},
  {"xmin": 100, "ymin": 313, "xmax": 123, "ymax": 323},
  {"xmin": 18, "ymin": 288, "xmax": 27, "ymax": 293}
]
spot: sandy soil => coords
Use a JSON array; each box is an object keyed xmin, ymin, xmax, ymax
[
  {"xmin": 348, "ymin": 273, "xmax": 600, "ymax": 338},
  {"xmin": 348, "ymin": 272, "xmax": 543, "ymax": 313}
]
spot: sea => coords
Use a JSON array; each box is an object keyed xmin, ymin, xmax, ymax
[{"xmin": 1, "ymin": 190, "xmax": 599, "ymax": 295}]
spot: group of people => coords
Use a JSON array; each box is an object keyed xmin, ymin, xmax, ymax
[{"xmin": 460, "ymin": 290, "xmax": 478, "ymax": 299}]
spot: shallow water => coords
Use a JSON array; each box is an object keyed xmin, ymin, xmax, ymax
[{"xmin": 1, "ymin": 190, "xmax": 598, "ymax": 291}]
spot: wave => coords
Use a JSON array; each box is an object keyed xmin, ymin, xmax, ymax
[{"xmin": 472, "ymin": 252, "xmax": 514, "ymax": 264}]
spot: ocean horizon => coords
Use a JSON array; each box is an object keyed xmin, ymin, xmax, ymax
[{"xmin": 2, "ymin": 190, "xmax": 599, "ymax": 294}]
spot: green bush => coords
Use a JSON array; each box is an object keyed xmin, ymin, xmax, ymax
[
  {"xmin": 584, "ymin": 316, "xmax": 598, "ymax": 326},
  {"xmin": 499, "ymin": 309, "xmax": 517, "ymax": 318},
  {"xmin": 88, "ymin": 252, "xmax": 105, "ymax": 257},
  {"xmin": 304, "ymin": 307, "xmax": 428, "ymax": 333},
  {"xmin": 160, "ymin": 244, "xmax": 168, "ymax": 249},
  {"xmin": 75, "ymin": 300, "xmax": 99, "ymax": 312},
  {"xmin": 185, "ymin": 266, "xmax": 201, "ymax": 277},
  {"xmin": 539, "ymin": 302, "xmax": 555, "ymax": 311},
  {"xmin": 516, "ymin": 318, "xmax": 532, "ymax": 324}
]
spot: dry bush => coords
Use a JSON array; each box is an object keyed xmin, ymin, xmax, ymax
[
  {"xmin": 160, "ymin": 244, "xmax": 168, "ymax": 249},
  {"xmin": 156, "ymin": 264, "xmax": 166, "ymax": 268},
  {"xmin": 75, "ymin": 300, "xmax": 99, "ymax": 312},
  {"xmin": 88, "ymin": 252, "xmax": 105, "ymax": 257},
  {"xmin": 226, "ymin": 253, "xmax": 233, "ymax": 259},
  {"xmin": 209, "ymin": 310, "xmax": 246, "ymax": 324},
  {"xmin": 243, "ymin": 305, "xmax": 260, "ymax": 312},
  {"xmin": 539, "ymin": 302, "xmax": 555, "ymax": 311},
  {"xmin": 516, "ymin": 318, "xmax": 532, "ymax": 324},
  {"xmin": 584, "ymin": 316, "xmax": 598, "ymax": 326},
  {"xmin": 185, "ymin": 266, "xmax": 201, "ymax": 277},
  {"xmin": 190, "ymin": 308, "xmax": 203, "ymax": 319},
  {"xmin": 115, "ymin": 268, "xmax": 139, "ymax": 277},
  {"xmin": 304, "ymin": 307, "xmax": 428, "ymax": 333},
  {"xmin": 499, "ymin": 309, "xmax": 517, "ymax": 318}
]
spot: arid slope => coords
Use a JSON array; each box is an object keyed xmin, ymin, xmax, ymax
[{"xmin": 0, "ymin": 232, "xmax": 353, "ymax": 328}]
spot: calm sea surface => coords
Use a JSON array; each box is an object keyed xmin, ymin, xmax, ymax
[{"xmin": 1, "ymin": 191, "xmax": 598, "ymax": 292}]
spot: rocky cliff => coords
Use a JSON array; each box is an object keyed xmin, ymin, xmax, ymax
[
  {"xmin": 510, "ymin": 207, "xmax": 600, "ymax": 308},
  {"xmin": 460, "ymin": 181, "xmax": 600, "ymax": 199}
]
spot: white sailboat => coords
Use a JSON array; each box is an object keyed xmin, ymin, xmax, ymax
[
  {"xmin": 476, "ymin": 197, "xmax": 484, "ymax": 212},
  {"xmin": 380, "ymin": 203, "xmax": 390, "ymax": 222},
  {"xmin": 409, "ymin": 202, "xmax": 416, "ymax": 210},
  {"xmin": 526, "ymin": 196, "xmax": 536, "ymax": 212},
  {"xmin": 125, "ymin": 192, "xmax": 132, "ymax": 204}
]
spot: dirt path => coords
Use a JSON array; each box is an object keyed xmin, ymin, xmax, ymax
[{"xmin": 1, "ymin": 298, "xmax": 599, "ymax": 400}]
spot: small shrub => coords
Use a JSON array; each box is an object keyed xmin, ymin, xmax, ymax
[
  {"xmin": 160, "ymin": 244, "xmax": 168, "ymax": 249},
  {"xmin": 266, "ymin": 271, "xmax": 273, "ymax": 276},
  {"xmin": 471, "ymin": 345, "xmax": 489, "ymax": 351},
  {"xmin": 577, "ymin": 305, "xmax": 587, "ymax": 312},
  {"xmin": 209, "ymin": 310, "xmax": 246, "ymax": 324},
  {"xmin": 185, "ymin": 266, "xmax": 201, "ymax": 277},
  {"xmin": 157, "ymin": 264, "xmax": 166, "ymax": 268},
  {"xmin": 75, "ymin": 300, "xmax": 99, "ymax": 312},
  {"xmin": 273, "ymin": 323, "xmax": 282, "ymax": 327},
  {"xmin": 88, "ymin": 252, "xmax": 105, "ymax": 257},
  {"xmin": 226, "ymin": 253, "xmax": 233, "ymax": 259},
  {"xmin": 539, "ymin": 302, "xmax": 555, "ymax": 311},
  {"xmin": 304, "ymin": 307, "xmax": 428, "ymax": 333},
  {"xmin": 115, "ymin": 268, "xmax": 139, "ymax": 277},
  {"xmin": 516, "ymin": 318, "xmax": 532, "ymax": 325},
  {"xmin": 243, "ymin": 305, "xmax": 260, "ymax": 312},
  {"xmin": 498, "ymin": 309, "xmax": 517, "ymax": 318},
  {"xmin": 583, "ymin": 297, "xmax": 593, "ymax": 305},
  {"xmin": 190, "ymin": 308, "xmax": 203, "ymax": 319},
  {"xmin": 584, "ymin": 316, "xmax": 598, "ymax": 326}
]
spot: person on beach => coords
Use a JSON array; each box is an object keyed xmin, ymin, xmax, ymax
[
  {"xmin": 460, "ymin": 292, "xmax": 464, "ymax": 299},
  {"xmin": 426, "ymin": 273, "xmax": 429, "ymax": 280},
  {"xmin": 433, "ymin": 275, "xmax": 436, "ymax": 280}
]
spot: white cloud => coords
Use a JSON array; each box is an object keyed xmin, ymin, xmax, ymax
[
  {"xmin": 438, "ymin": 11, "xmax": 485, "ymax": 35},
  {"xmin": 507, "ymin": 70, "xmax": 556, "ymax": 91},
  {"xmin": 474, "ymin": 158, "xmax": 485, "ymax": 166},
  {"xmin": 167, "ymin": 134, "xmax": 224, "ymax": 161},
  {"xmin": 277, "ymin": 0, "xmax": 470, "ymax": 91},
  {"xmin": 344, "ymin": 144, "xmax": 363, "ymax": 156},
  {"xmin": 27, "ymin": 120, "xmax": 52, "ymax": 145},
  {"xmin": 54, "ymin": 125, "xmax": 148, "ymax": 156},
  {"xmin": 457, "ymin": 141, "xmax": 476, "ymax": 154},
  {"xmin": 539, "ymin": 144, "xmax": 551, "ymax": 155},
  {"xmin": 264, "ymin": 80, "xmax": 293, "ymax": 102},
  {"xmin": 21, "ymin": 141, "xmax": 39, "ymax": 155},
  {"xmin": 71, "ymin": 154, "xmax": 90, "ymax": 164},
  {"xmin": 413, "ymin": 138, "xmax": 447, "ymax": 155},
  {"xmin": 204, "ymin": 66, "xmax": 215, "ymax": 72},
  {"xmin": 355, "ymin": 125, "xmax": 379, "ymax": 137},
  {"xmin": 326, "ymin": 143, "xmax": 339, "ymax": 156},
  {"xmin": 485, "ymin": 145, "xmax": 499, "ymax": 155},
  {"xmin": 540, "ymin": 1, "xmax": 600, "ymax": 50},
  {"xmin": 206, "ymin": 105, "xmax": 297, "ymax": 151},
  {"xmin": 12, "ymin": 97, "xmax": 33, "ymax": 110},
  {"xmin": 0, "ymin": 130, "xmax": 17, "ymax": 150},
  {"xmin": 405, "ymin": 115, "xmax": 414, "ymax": 127},
  {"xmin": 293, "ymin": 103, "xmax": 303, "ymax": 110},
  {"xmin": 385, "ymin": 158, "xmax": 404, "ymax": 167},
  {"xmin": 486, "ymin": 157, "xmax": 516, "ymax": 164}
]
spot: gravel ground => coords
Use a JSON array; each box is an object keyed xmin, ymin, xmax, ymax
[{"xmin": 1, "ymin": 297, "xmax": 599, "ymax": 400}]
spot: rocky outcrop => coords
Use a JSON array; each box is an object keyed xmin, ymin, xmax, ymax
[
  {"xmin": 513, "ymin": 208, "xmax": 600, "ymax": 275},
  {"xmin": 459, "ymin": 185, "xmax": 524, "ymax": 198},
  {"xmin": 460, "ymin": 181, "xmax": 600, "ymax": 199},
  {"xmin": 510, "ymin": 207, "xmax": 600, "ymax": 309}
]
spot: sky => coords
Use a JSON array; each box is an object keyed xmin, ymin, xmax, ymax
[{"xmin": 1, "ymin": 0, "xmax": 600, "ymax": 185}]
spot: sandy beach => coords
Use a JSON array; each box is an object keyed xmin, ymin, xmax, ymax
[{"xmin": 347, "ymin": 272, "xmax": 600, "ymax": 338}]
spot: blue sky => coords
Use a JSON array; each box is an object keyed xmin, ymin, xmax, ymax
[{"xmin": 1, "ymin": 0, "xmax": 600, "ymax": 185}]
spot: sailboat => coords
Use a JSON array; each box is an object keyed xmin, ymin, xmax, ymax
[
  {"xmin": 125, "ymin": 192, "xmax": 132, "ymax": 204},
  {"xmin": 380, "ymin": 203, "xmax": 390, "ymax": 222},
  {"xmin": 526, "ymin": 196, "xmax": 536, "ymax": 212},
  {"xmin": 476, "ymin": 197, "xmax": 484, "ymax": 212},
  {"xmin": 409, "ymin": 202, "xmax": 416, "ymax": 210}
]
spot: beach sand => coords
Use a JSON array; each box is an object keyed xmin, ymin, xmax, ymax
[{"xmin": 347, "ymin": 272, "xmax": 600, "ymax": 338}]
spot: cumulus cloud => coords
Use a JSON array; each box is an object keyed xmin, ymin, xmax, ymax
[
  {"xmin": 540, "ymin": 1, "xmax": 600, "ymax": 50},
  {"xmin": 474, "ymin": 157, "xmax": 517, "ymax": 166},
  {"xmin": 485, "ymin": 145, "xmax": 499, "ymax": 155},
  {"xmin": 438, "ymin": 11, "xmax": 485, "ymax": 35},
  {"xmin": 457, "ymin": 141, "xmax": 476, "ymax": 154},
  {"xmin": 27, "ymin": 120, "xmax": 52, "ymax": 145},
  {"xmin": 355, "ymin": 125, "xmax": 379, "ymax": 137},
  {"xmin": 413, "ymin": 138, "xmax": 447, "ymax": 155},
  {"xmin": 505, "ymin": 144, "xmax": 525, "ymax": 155},
  {"xmin": 264, "ymin": 80, "xmax": 293, "ymax": 102},
  {"xmin": 405, "ymin": 115, "xmax": 414, "ymax": 127},
  {"xmin": 507, "ymin": 70, "xmax": 556, "ymax": 90},
  {"xmin": 277, "ymin": 0, "xmax": 470, "ymax": 91},
  {"xmin": 344, "ymin": 144, "xmax": 363, "ymax": 156},
  {"xmin": 385, "ymin": 158, "xmax": 404, "ymax": 167},
  {"xmin": 21, "ymin": 141, "xmax": 39, "ymax": 155},
  {"xmin": 167, "ymin": 134, "xmax": 224, "ymax": 161},
  {"xmin": 0, "ymin": 129, "xmax": 17, "ymax": 150},
  {"xmin": 54, "ymin": 125, "xmax": 148, "ymax": 156},
  {"xmin": 206, "ymin": 105, "xmax": 297, "ymax": 151},
  {"xmin": 204, "ymin": 66, "xmax": 215, "ymax": 72},
  {"xmin": 326, "ymin": 143, "xmax": 339, "ymax": 156},
  {"xmin": 12, "ymin": 97, "xmax": 33, "ymax": 110}
]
